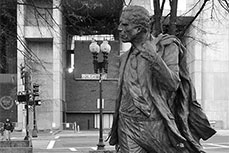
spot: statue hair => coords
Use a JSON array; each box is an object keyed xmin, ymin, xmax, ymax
[{"xmin": 121, "ymin": 5, "xmax": 151, "ymax": 32}]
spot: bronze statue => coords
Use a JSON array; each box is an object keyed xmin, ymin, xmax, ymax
[{"xmin": 107, "ymin": 5, "xmax": 216, "ymax": 153}]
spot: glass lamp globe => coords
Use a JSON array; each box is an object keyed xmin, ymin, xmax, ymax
[
  {"xmin": 89, "ymin": 39, "xmax": 100, "ymax": 54},
  {"xmin": 100, "ymin": 40, "xmax": 111, "ymax": 54}
]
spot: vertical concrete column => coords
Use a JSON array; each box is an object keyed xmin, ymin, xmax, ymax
[
  {"xmin": 198, "ymin": 7, "xmax": 207, "ymax": 110},
  {"xmin": 17, "ymin": 0, "xmax": 26, "ymax": 131},
  {"xmin": 52, "ymin": 0, "xmax": 63, "ymax": 129},
  {"xmin": 186, "ymin": 1, "xmax": 205, "ymax": 108}
]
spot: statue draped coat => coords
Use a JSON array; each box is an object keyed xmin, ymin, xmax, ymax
[{"xmin": 108, "ymin": 34, "xmax": 216, "ymax": 153}]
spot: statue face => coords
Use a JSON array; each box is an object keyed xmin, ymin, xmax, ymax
[{"xmin": 118, "ymin": 14, "xmax": 139, "ymax": 43}]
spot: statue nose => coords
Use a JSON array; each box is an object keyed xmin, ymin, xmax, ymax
[{"xmin": 118, "ymin": 25, "xmax": 123, "ymax": 32}]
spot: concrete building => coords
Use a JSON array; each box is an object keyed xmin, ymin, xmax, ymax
[
  {"xmin": 186, "ymin": 0, "xmax": 229, "ymax": 129},
  {"xmin": 16, "ymin": 0, "xmax": 65, "ymax": 130},
  {"xmin": 0, "ymin": 0, "xmax": 17, "ymax": 124},
  {"xmin": 10, "ymin": 0, "xmax": 229, "ymax": 130},
  {"xmin": 16, "ymin": 0, "xmax": 122, "ymax": 130}
]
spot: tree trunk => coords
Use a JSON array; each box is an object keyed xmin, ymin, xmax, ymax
[
  {"xmin": 169, "ymin": 0, "xmax": 178, "ymax": 35},
  {"xmin": 153, "ymin": 0, "xmax": 162, "ymax": 36}
]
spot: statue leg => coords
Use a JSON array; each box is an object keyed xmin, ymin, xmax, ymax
[
  {"xmin": 117, "ymin": 115, "xmax": 148, "ymax": 153},
  {"xmin": 136, "ymin": 119, "xmax": 191, "ymax": 153},
  {"xmin": 118, "ymin": 126, "xmax": 147, "ymax": 153}
]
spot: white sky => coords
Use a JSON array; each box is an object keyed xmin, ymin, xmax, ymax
[{"xmin": 149, "ymin": 0, "xmax": 186, "ymax": 11}]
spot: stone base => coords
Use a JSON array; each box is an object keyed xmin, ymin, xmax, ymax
[
  {"xmin": 0, "ymin": 140, "xmax": 32, "ymax": 153},
  {"xmin": 0, "ymin": 147, "xmax": 33, "ymax": 153}
]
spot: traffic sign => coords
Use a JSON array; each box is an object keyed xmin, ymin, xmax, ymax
[{"xmin": 81, "ymin": 74, "xmax": 107, "ymax": 79}]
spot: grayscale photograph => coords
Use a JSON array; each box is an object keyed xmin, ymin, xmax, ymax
[{"xmin": 0, "ymin": 0, "xmax": 228, "ymax": 153}]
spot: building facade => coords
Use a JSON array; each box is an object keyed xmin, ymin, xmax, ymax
[
  {"xmin": 0, "ymin": 0, "xmax": 17, "ymax": 124},
  {"xmin": 13, "ymin": 0, "xmax": 229, "ymax": 131},
  {"xmin": 17, "ymin": 0, "xmax": 65, "ymax": 130}
]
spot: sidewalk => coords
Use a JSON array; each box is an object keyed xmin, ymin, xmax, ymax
[
  {"xmin": 10, "ymin": 128, "xmax": 229, "ymax": 140},
  {"xmin": 10, "ymin": 129, "xmax": 110, "ymax": 140},
  {"xmin": 56, "ymin": 129, "xmax": 110, "ymax": 137},
  {"xmin": 10, "ymin": 130, "xmax": 55, "ymax": 140}
]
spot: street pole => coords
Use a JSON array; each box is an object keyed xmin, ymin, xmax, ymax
[
  {"xmin": 32, "ymin": 101, "xmax": 38, "ymax": 137},
  {"xmin": 24, "ymin": 103, "xmax": 29, "ymax": 140},
  {"xmin": 24, "ymin": 71, "xmax": 29, "ymax": 140},
  {"xmin": 32, "ymin": 83, "xmax": 40, "ymax": 137},
  {"xmin": 97, "ymin": 72, "xmax": 105, "ymax": 150}
]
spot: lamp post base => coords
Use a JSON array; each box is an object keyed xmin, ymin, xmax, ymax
[
  {"xmin": 97, "ymin": 140, "xmax": 105, "ymax": 150},
  {"xmin": 32, "ymin": 129, "xmax": 38, "ymax": 137}
]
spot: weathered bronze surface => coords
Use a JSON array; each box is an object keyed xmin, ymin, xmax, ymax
[{"xmin": 108, "ymin": 5, "xmax": 216, "ymax": 153}]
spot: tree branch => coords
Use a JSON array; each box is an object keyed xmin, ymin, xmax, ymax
[
  {"xmin": 218, "ymin": 0, "xmax": 229, "ymax": 13},
  {"xmin": 179, "ymin": 0, "xmax": 210, "ymax": 37},
  {"xmin": 160, "ymin": 0, "xmax": 166, "ymax": 15}
]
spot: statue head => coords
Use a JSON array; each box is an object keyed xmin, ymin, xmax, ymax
[{"xmin": 118, "ymin": 5, "xmax": 151, "ymax": 43}]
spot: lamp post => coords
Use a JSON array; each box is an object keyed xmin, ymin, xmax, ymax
[
  {"xmin": 24, "ymin": 71, "xmax": 30, "ymax": 140},
  {"xmin": 89, "ymin": 39, "xmax": 111, "ymax": 150}
]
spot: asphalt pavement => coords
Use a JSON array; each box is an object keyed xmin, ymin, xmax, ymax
[{"xmin": 7, "ymin": 129, "xmax": 229, "ymax": 153}]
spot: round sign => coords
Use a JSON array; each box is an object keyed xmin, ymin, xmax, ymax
[{"xmin": 0, "ymin": 96, "xmax": 14, "ymax": 110}]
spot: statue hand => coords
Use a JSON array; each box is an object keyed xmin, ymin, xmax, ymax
[{"xmin": 142, "ymin": 40, "xmax": 157, "ymax": 54}]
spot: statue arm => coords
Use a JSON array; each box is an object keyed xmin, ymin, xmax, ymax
[{"xmin": 140, "ymin": 42, "xmax": 180, "ymax": 91}]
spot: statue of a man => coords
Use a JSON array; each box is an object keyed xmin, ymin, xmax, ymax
[{"xmin": 107, "ymin": 5, "xmax": 216, "ymax": 153}]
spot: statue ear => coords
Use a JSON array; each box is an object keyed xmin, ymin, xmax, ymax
[
  {"xmin": 137, "ymin": 26, "xmax": 147, "ymax": 33},
  {"xmin": 134, "ymin": 26, "xmax": 141, "ymax": 33},
  {"xmin": 139, "ymin": 26, "xmax": 147, "ymax": 33}
]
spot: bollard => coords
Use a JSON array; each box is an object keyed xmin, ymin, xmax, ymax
[
  {"xmin": 74, "ymin": 122, "xmax": 76, "ymax": 133},
  {"xmin": 77, "ymin": 125, "xmax": 80, "ymax": 133}
]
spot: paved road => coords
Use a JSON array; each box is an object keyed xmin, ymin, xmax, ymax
[
  {"xmin": 33, "ymin": 135, "xmax": 114, "ymax": 153},
  {"xmin": 201, "ymin": 134, "xmax": 229, "ymax": 153},
  {"xmin": 11, "ymin": 130, "xmax": 229, "ymax": 153},
  {"xmin": 32, "ymin": 130, "xmax": 114, "ymax": 153}
]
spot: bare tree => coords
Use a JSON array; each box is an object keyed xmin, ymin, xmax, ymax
[
  {"xmin": 0, "ymin": 0, "xmax": 228, "ymax": 73},
  {"xmin": 152, "ymin": 0, "xmax": 228, "ymax": 39}
]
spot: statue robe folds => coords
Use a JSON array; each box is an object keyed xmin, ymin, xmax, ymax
[{"xmin": 108, "ymin": 34, "xmax": 216, "ymax": 153}]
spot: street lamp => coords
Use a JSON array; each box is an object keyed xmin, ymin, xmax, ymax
[{"xmin": 89, "ymin": 39, "xmax": 111, "ymax": 150}]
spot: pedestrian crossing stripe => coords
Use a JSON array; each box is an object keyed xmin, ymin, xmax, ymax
[
  {"xmin": 91, "ymin": 147, "xmax": 97, "ymax": 150},
  {"xmin": 69, "ymin": 147, "xmax": 77, "ymax": 151},
  {"xmin": 47, "ymin": 140, "xmax": 55, "ymax": 149}
]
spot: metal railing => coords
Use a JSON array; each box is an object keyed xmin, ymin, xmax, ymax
[{"xmin": 61, "ymin": 122, "xmax": 80, "ymax": 132}]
